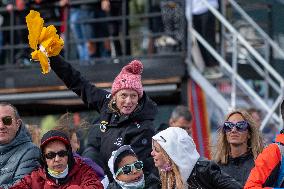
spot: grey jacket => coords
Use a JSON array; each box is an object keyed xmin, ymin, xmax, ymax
[{"xmin": 0, "ymin": 124, "xmax": 40, "ymax": 189}]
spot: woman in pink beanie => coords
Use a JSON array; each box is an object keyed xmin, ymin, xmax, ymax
[{"xmin": 47, "ymin": 55, "xmax": 158, "ymax": 183}]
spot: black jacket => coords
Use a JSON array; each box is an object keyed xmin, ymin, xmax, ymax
[
  {"xmin": 187, "ymin": 159, "xmax": 243, "ymax": 189},
  {"xmin": 218, "ymin": 152, "xmax": 254, "ymax": 186},
  {"xmin": 50, "ymin": 56, "xmax": 158, "ymax": 180}
]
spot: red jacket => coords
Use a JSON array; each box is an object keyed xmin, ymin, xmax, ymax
[
  {"xmin": 244, "ymin": 134, "xmax": 284, "ymax": 189},
  {"xmin": 10, "ymin": 157, "xmax": 103, "ymax": 189}
]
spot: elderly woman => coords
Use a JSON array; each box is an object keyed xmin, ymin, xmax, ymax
[
  {"xmin": 151, "ymin": 127, "xmax": 242, "ymax": 189},
  {"xmin": 213, "ymin": 109, "xmax": 264, "ymax": 186},
  {"xmin": 25, "ymin": 13, "xmax": 157, "ymax": 180},
  {"xmin": 47, "ymin": 55, "xmax": 158, "ymax": 180},
  {"xmin": 10, "ymin": 130, "xmax": 103, "ymax": 189}
]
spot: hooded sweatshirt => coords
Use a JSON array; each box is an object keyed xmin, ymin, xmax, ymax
[
  {"xmin": 152, "ymin": 127, "xmax": 200, "ymax": 184},
  {"xmin": 0, "ymin": 124, "xmax": 40, "ymax": 189},
  {"xmin": 107, "ymin": 145, "xmax": 145, "ymax": 189}
]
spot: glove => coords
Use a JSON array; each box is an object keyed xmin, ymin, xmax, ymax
[{"xmin": 25, "ymin": 10, "xmax": 64, "ymax": 74}]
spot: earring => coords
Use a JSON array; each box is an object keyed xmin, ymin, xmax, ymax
[{"xmin": 161, "ymin": 162, "xmax": 172, "ymax": 172}]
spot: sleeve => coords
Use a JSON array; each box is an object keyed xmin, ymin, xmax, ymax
[
  {"xmin": 8, "ymin": 174, "xmax": 32, "ymax": 189},
  {"xmin": 205, "ymin": 161, "xmax": 243, "ymax": 189},
  {"xmin": 1, "ymin": 146, "xmax": 40, "ymax": 189},
  {"xmin": 82, "ymin": 125, "xmax": 104, "ymax": 168},
  {"xmin": 78, "ymin": 163, "xmax": 104, "ymax": 189},
  {"xmin": 244, "ymin": 144, "xmax": 281, "ymax": 189},
  {"xmin": 49, "ymin": 55, "xmax": 109, "ymax": 112}
]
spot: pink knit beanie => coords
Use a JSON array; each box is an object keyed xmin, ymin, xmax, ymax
[{"xmin": 111, "ymin": 60, "xmax": 143, "ymax": 98}]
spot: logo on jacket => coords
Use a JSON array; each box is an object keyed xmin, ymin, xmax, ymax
[
  {"xmin": 135, "ymin": 122, "xmax": 140, "ymax": 128},
  {"xmin": 106, "ymin": 94, "xmax": 111, "ymax": 99},
  {"xmin": 100, "ymin": 121, "xmax": 108, "ymax": 132},
  {"xmin": 114, "ymin": 137, "xmax": 123, "ymax": 146}
]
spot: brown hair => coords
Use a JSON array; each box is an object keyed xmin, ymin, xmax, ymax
[{"xmin": 26, "ymin": 124, "xmax": 41, "ymax": 147}]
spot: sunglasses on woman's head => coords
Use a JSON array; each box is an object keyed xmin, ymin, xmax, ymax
[
  {"xmin": 223, "ymin": 121, "xmax": 249, "ymax": 132},
  {"xmin": 0, "ymin": 116, "xmax": 13, "ymax": 126},
  {"xmin": 115, "ymin": 161, "xmax": 143, "ymax": 177},
  {"xmin": 45, "ymin": 150, "xmax": 68, "ymax": 159}
]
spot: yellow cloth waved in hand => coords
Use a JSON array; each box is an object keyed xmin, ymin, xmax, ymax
[{"xmin": 26, "ymin": 10, "xmax": 64, "ymax": 74}]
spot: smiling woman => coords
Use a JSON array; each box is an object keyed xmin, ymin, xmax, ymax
[
  {"xmin": 25, "ymin": 13, "xmax": 158, "ymax": 180},
  {"xmin": 151, "ymin": 127, "xmax": 242, "ymax": 189},
  {"xmin": 48, "ymin": 55, "xmax": 158, "ymax": 181},
  {"xmin": 9, "ymin": 130, "xmax": 103, "ymax": 189}
]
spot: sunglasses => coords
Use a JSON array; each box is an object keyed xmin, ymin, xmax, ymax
[
  {"xmin": 223, "ymin": 121, "xmax": 249, "ymax": 132},
  {"xmin": 0, "ymin": 116, "xmax": 13, "ymax": 126},
  {"xmin": 45, "ymin": 150, "xmax": 68, "ymax": 160},
  {"xmin": 115, "ymin": 161, "xmax": 143, "ymax": 177}
]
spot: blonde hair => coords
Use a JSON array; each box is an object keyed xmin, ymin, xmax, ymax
[
  {"xmin": 156, "ymin": 143, "xmax": 186, "ymax": 189},
  {"xmin": 213, "ymin": 109, "xmax": 264, "ymax": 164}
]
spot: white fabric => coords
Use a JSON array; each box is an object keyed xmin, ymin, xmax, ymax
[
  {"xmin": 101, "ymin": 176, "xmax": 109, "ymax": 189},
  {"xmin": 152, "ymin": 127, "xmax": 200, "ymax": 184},
  {"xmin": 186, "ymin": 0, "xmax": 219, "ymax": 19},
  {"xmin": 47, "ymin": 165, "xmax": 68, "ymax": 179},
  {"xmin": 116, "ymin": 175, "xmax": 145, "ymax": 189}
]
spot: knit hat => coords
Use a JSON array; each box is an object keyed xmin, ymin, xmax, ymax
[
  {"xmin": 152, "ymin": 127, "xmax": 200, "ymax": 184},
  {"xmin": 41, "ymin": 130, "xmax": 70, "ymax": 149},
  {"xmin": 111, "ymin": 60, "xmax": 143, "ymax": 98}
]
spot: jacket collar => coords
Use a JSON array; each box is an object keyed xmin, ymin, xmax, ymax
[{"xmin": 0, "ymin": 124, "xmax": 32, "ymax": 152}]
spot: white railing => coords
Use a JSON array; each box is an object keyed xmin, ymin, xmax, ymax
[{"xmin": 188, "ymin": 0, "xmax": 284, "ymax": 131}]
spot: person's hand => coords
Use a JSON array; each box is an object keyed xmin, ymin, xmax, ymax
[
  {"xmin": 59, "ymin": 0, "xmax": 69, "ymax": 7},
  {"xmin": 16, "ymin": 0, "xmax": 25, "ymax": 11},
  {"xmin": 6, "ymin": 4, "xmax": 13, "ymax": 12},
  {"xmin": 101, "ymin": 0, "xmax": 110, "ymax": 12}
]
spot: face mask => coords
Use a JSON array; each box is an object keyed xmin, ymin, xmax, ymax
[
  {"xmin": 116, "ymin": 174, "xmax": 145, "ymax": 189},
  {"xmin": 48, "ymin": 165, "xmax": 68, "ymax": 179}
]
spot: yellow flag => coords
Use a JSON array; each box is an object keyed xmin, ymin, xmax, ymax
[{"xmin": 26, "ymin": 10, "xmax": 64, "ymax": 74}]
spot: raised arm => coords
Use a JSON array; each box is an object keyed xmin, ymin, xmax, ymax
[{"xmin": 50, "ymin": 55, "xmax": 109, "ymax": 112}]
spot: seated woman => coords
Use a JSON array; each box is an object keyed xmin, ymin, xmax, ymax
[
  {"xmin": 53, "ymin": 113, "xmax": 107, "ymax": 183},
  {"xmin": 107, "ymin": 145, "xmax": 160, "ymax": 189},
  {"xmin": 151, "ymin": 127, "xmax": 243, "ymax": 189},
  {"xmin": 10, "ymin": 130, "xmax": 103, "ymax": 189}
]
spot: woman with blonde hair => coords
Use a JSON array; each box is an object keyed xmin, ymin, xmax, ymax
[
  {"xmin": 151, "ymin": 127, "xmax": 242, "ymax": 189},
  {"xmin": 213, "ymin": 109, "xmax": 264, "ymax": 186}
]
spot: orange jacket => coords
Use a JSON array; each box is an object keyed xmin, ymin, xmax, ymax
[{"xmin": 244, "ymin": 134, "xmax": 284, "ymax": 189}]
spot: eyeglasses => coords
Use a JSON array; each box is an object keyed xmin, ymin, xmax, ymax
[
  {"xmin": 223, "ymin": 121, "xmax": 249, "ymax": 132},
  {"xmin": 0, "ymin": 116, "xmax": 13, "ymax": 126},
  {"xmin": 115, "ymin": 161, "xmax": 143, "ymax": 177},
  {"xmin": 45, "ymin": 150, "xmax": 68, "ymax": 160}
]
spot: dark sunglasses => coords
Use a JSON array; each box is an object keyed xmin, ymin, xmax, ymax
[
  {"xmin": 115, "ymin": 161, "xmax": 143, "ymax": 177},
  {"xmin": 0, "ymin": 116, "xmax": 13, "ymax": 126},
  {"xmin": 223, "ymin": 121, "xmax": 249, "ymax": 132},
  {"xmin": 45, "ymin": 150, "xmax": 68, "ymax": 160}
]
